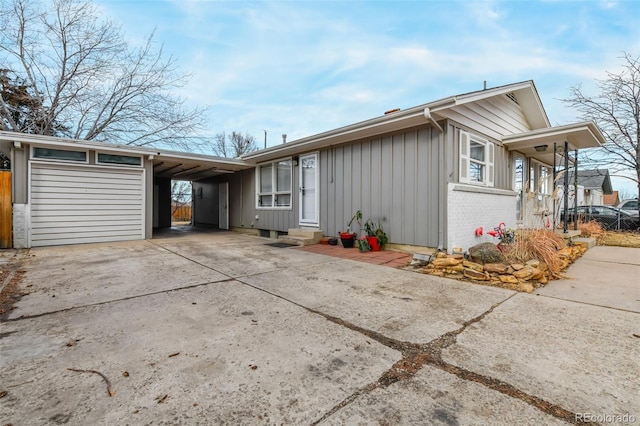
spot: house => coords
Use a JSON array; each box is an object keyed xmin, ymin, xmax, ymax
[
  {"xmin": 558, "ymin": 169, "xmax": 613, "ymax": 206},
  {"xmin": 603, "ymin": 191, "xmax": 620, "ymax": 206},
  {"xmin": 0, "ymin": 80, "xmax": 605, "ymax": 251}
]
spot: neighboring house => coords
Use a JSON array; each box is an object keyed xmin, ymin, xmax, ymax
[
  {"xmin": 0, "ymin": 80, "xmax": 605, "ymax": 251},
  {"xmin": 603, "ymin": 191, "xmax": 620, "ymax": 206},
  {"xmin": 563, "ymin": 169, "xmax": 613, "ymax": 206}
]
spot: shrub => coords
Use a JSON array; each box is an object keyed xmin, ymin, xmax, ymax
[{"xmin": 578, "ymin": 220, "xmax": 604, "ymax": 238}]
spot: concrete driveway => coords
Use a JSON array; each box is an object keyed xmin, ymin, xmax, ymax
[{"xmin": 1, "ymin": 232, "xmax": 638, "ymax": 425}]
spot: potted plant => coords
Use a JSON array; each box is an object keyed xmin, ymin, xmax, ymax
[
  {"xmin": 339, "ymin": 210, "xmax": 362, "ymax": 248},
  {"xmin": 374, "ymin": 222, "xmax": 389, "ymax": 250},
  {"xmin": 363, "ymin": 219, "xmax": 388, "ymax": 251},
  {"xmin": 363, "ymin": 219, "xmax": 381, "ymax": 251}
]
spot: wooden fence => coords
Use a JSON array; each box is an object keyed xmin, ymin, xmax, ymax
[
  {"xmin": 0, "ymin": 171, "xmax": 11, "ymax": 248},
  {"xmin": 172, "ymin": 205, "xmax": 192, "ymax": 222}
]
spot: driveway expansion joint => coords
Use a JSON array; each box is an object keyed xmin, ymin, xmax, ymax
[
  {"xmin": 309, "ymin": 293, "xmax": 596, "ymax": 425},
  {"xmin": 1, "ymin": 278, "xmax": 236, "ymax": 322}
]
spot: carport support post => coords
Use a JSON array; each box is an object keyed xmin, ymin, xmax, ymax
[
  {"xmin": 563, "ymin": 141, "xmax": 569, "ymax": 234},
  {"xmin": 553, "ymin": 143, "xmax": 557, "ymax": 229},
  {"xmin": 573, "ymin": 149, "xmax": 578, "ymax": 231}
]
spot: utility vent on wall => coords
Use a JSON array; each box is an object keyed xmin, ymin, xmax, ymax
[{"xmin": 505, "ymin": 92, "xmax": 519, "ymax": 105}]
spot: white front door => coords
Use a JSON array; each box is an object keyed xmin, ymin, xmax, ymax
[
  {"xmin": 219, "ymin": 182, "xmax": 229, "ymax": 230},
  {"xmin": 299, "ymin": 153, "xmax": 319, "ymax": 226}
]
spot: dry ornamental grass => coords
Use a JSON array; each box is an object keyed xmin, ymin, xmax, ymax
[{"xmin": 504, "ymin": 229, "xmax": 567, "ymax": 278}]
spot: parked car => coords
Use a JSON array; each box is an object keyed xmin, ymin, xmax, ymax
[
  {"xmin": 561, "ymin": 205, "xmax": 640, "ymax": 231},
  {"xmin": 617, "ymin": 199, "xmax": 638, "ymax": 215}
]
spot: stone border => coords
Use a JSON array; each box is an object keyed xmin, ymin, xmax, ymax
[{"xmin": 410, "ymin": 243, "xmax": 588, "ymax": 293}]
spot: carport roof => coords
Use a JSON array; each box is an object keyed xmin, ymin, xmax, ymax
[
  {"xmin": 0, "ymin": 131, "xmax": 252, "ymax": 181},
  {"xmin": 151, "ymin": 150, "xmax": 250, "ymax": 180}
]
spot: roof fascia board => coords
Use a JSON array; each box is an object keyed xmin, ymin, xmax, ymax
[
  {"xmin": 0, "ymin": 131, "xmax": 154, "ymax": 156},
  {"xmin": 449, "ymin": 81, "xmax": 534, "ymax": 106},
  {"xmin": 154, "ymin": 151, "xmax": 249, "ymax": 168},
  {"xmin": 502, "ymin": 121, "xmax": 605, "ymax": 146},
  {"xmin": 0, "ymin": 131, "xmax": 252, "ymax": 168},
  {"xmin": 242, "ymin": 108, "xmax": 428, "ymax": 161}
]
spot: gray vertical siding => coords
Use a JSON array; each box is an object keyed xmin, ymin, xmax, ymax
[
  {"xmin": 210, "ymin": 168, "xmax": 297, "ymax": 233},
  {"xmin": 319, "ymin": 125, "xmax": 442, "ymax": 247},
  {"xmin": 219, "ymin": 125, "xmax": 443, "ymax": 246}
]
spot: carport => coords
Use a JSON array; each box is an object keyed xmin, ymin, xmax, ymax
[{"xmin": 149, "ymin": 151, "xmax": 249, "ymax": 232}]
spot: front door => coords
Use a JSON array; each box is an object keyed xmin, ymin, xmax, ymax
[
  {"xmin": 219, "ymin": 182, "xmax": 229, "ymax": 230},
  {"xmin": 299, "ymin": 153, "xmax": 319, "ymax": 226}
]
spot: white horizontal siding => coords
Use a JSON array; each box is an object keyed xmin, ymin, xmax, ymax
[
  {"xmin": 30, "ymin": 163, "xmax": 144, "ymax": 247},
  {"xmin": 447, "ymin": 94, "xmax": 532, "ymax": 140}
]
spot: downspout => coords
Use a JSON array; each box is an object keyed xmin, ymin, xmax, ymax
[{"xmin": 424, "ymin": 107, "xmax": 445, "ymax": 250}]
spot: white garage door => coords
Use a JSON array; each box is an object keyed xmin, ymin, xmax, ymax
[{"xmin": 30, "ymin": 163, "xmax": 145, "ymax": 247}]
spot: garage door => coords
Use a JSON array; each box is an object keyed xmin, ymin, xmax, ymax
[{"xmin": 30, "ymin": 163, "xmax": 144, "ymax": 247}]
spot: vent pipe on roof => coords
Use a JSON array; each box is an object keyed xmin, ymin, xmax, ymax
[
  {"xmin": 483, "ymin": 80, "xmax": 487, "ymax": 90},
  {"xmin": 282, "ymin": 134, "xmax": 287, "ymax": 144}
]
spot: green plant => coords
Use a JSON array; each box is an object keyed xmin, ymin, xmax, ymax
[
  {"xmin": 346, "ymin": 210, "xmax": 362, "ymax": 233},
  {"xmin": 356, "ymin": 236, "xmax": 371, "ymax": 252},
  {"xmin": 364, "ymin": 219, "xmax": 376, "ymax": 236},
  {"xmin": 363, "ymin": 218, "xmax": 389, "ymax": 248},
  {"xmin": 374, "ymin": 223, "xmax": 389, "ymax": 248}
]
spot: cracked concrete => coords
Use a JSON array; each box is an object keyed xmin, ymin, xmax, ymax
[{"xmin": 1, "ymin": 231, "xmax": 638, "ymax": 425}]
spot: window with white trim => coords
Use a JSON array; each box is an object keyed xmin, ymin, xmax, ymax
[
  {"xmin": 459, "ymin": 131, "xmax": 494, "ymax": 186},
  {"xmin": 33, "ymin": 147, "xmax": 87, "ymax": 162},
  {"xmin": 256, "ymin": 159, "xmax": 292, "ymax": 208}
]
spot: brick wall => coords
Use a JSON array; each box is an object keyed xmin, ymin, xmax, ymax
[
  {"xmin": 12, "ymin": 203, "xmax": 29, "ymax": 248},
  {"xmin": 447, "ymin": 183, "xmax": 516, "ymax": 253}
]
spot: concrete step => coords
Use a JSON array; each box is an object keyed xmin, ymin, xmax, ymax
[
  {"xmin": 278, "ymin": 235, "xmax": 315, "ymax": 247},
  {"xmin": 286, "ymin": 228, "xmax": 323, "ymax": 243},
  {"xmin": 572, "ymin": 237, "xmax": 597, "ymax": 249}
]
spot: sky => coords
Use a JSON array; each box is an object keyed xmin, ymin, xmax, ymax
[{"xmin": 94, "ymin": 0, "xmax": 639, "ymax": 194}]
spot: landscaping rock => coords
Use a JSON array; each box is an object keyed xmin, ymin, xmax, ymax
[
  {"xmin": 530, "ymin": 267, "xmax": 544, "ymax": 280},
  {"xmin": 511, "ymin": 263, "xmax": 525, "ymax": 271},
  {"xmin": 468, "ymin": 243, "xmax": 505, "ymax": 264},
  {"xmin": 463, "ymin": 268, "xmax": 489, "ymax": 281},
  {"xmin": 513, "ymin": 267, "xmax": 534, "ymax": 280},
  {"xmin": 445, "ymin": 264, "xmax": 465, "ymax": 273},
  {"xmin": 525, "ymin": 259, "xmax": 540, "ymax": 268},
  {"xmin": 483, "ymin": 263, "xmax": 509, "ymax": 274},
  {"xmin": 499, "ymin": 275, "xmax": 519, "ymax": 284},
  {"xmin": 462, "ymin": 260, "xmax": 484, "ymax": 272},
  {"xmin": 432, "ymin": 257, "xmax": 462, "ymax": 268}
]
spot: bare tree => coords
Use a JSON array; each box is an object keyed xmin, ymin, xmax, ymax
[
  {"xmin": 0, "ymin": 0, "xmax": 209, "ymax": 149},
  {"xmin": 562, "ymin": 53, "xmax": 639, "ymax": 212},
  {"xmin": 211, "ymin": 131, "xmax": 258, "ymax": 158}
]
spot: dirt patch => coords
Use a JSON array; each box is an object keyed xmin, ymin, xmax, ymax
[{"xmin": 0, "ymin": 269, "xmax": 26, "ymax": 317}]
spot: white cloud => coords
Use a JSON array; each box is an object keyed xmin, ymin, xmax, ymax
[{"xmin": 94, "ymin": 0, "xmax": 639, "ymax": 147}]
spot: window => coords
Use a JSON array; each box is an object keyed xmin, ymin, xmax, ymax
[
  {"xmin": 97, "ymin": 153, "xmax": 141, "ymax": 166},
  {"xmin": 459, "ymin": 131, "xmax": 494, "ymax": 186},
  {"xmin": 33, "ymin": 147, "xmax": 87, "ymax": 162},
  {"xmin": 514, "ymin": 154, "xmax": 525, "ymax": 221},
  {"xmin": 256, "ymin": 159, "xmax": 292, "ymax": 208}
]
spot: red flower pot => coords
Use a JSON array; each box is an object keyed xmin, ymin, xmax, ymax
[{"xmin": 366, "ymin": 236, "xmax": 380, "ymax": 251}]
